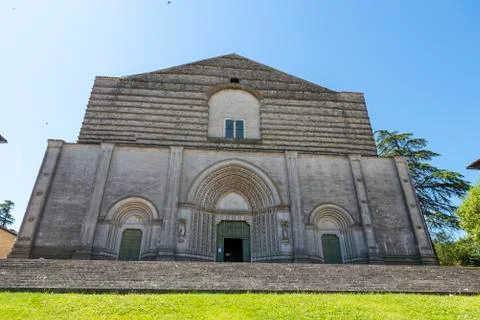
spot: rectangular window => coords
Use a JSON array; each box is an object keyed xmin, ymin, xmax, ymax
[
  {"xmin": 225, "ymin": 119, "xmax": 245, "ymax": 139},
  {"xmin": 225, "ymin": 119, "xmax": 234, "ymax": 139},
  {"xmin": 235, "ymin": 120, "xmax": 244, "ymax": 139}
]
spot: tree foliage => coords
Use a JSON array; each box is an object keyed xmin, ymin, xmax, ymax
[
  {"xmin": 0, "ymin": 200, "xmax": 15, "ymax": 227},
  {"xmin": 433, "ymin": 183, "xmax": 480, "ymax": 267},
  {"xmin": 457, "ymin": 182, "xmax": 480, "ymax": 240},
  {"xmin": 374, "ymin": 130, "xmax": 470, "ymax": 231},
  {"xmin": 434, "ymin": 232, "xmax": 480, "ymax": 267}
]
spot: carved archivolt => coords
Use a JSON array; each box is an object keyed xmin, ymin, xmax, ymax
[
  {"xmin": 308, "ymin": 204, "xmax": 356, "ymax": 262},
  {"xmin": 96, "ymin": 196, "xmax": 160, "ymax": 259},
  {"xmin": 106, "ymin": 197, "xmax": 159, "ymax": 222},
  {"xmin": 187, "ymin": 159, "xmax": 282, "ymax": 260},
  {"xmin": 309, "ymin": 204, "xmax": 354, "ymax": 230},
  {"xmin": 187, "ymin": 159, "xmax": 281, "ymax": 211}
]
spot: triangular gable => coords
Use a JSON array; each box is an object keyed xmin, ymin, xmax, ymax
[{"xmin": 123, "ymin": 53, "xmax": 334, "ymax": 93}]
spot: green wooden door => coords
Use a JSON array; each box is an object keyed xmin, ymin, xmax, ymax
[
  {"xmin": 216, "ymin": 221, "xmax": 250, "ymax": 262},
  {"xmin": 322, "ymin": 234, "xmax": 342, "ymax": 264},
  {"xmin": 118, "ymin": 229, "xmax": 143, "ymax": 261}
]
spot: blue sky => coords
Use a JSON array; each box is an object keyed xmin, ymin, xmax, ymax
[{"xmin": 1, "ymin": 1, "xmax": 479, "ymax": 231}]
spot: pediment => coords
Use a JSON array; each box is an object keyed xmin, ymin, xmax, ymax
[{"xmin": 123, "ymin": 53, "xmax": 334, "ymax": 93}]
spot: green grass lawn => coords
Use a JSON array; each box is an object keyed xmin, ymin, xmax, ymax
[{"xmin": 0, "ymin": 292, "xmax": 479, "ymax": 320}]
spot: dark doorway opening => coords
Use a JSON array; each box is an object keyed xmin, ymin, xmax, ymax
[
  {"xmin": 216, "ymin": 221, "xmax": 250, "ymax": 262},
  {"xmin": 224, "ymin": 238, "xmax": 243, "ymax": 262}
]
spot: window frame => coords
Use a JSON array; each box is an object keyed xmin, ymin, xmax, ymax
[{"xmin": 224, "ymin": 118, "xmax": 246, "ymax": 140}]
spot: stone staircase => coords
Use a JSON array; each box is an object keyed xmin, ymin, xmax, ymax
[{"xmin": 0, "ymin": 259, "xmax": 479, "ymax": 294}]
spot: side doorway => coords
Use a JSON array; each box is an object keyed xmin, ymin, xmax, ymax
[
  {"xmin": 321, "ymin": 234, "xmax": 343, "ymax": 264},
  {"xmin": 118, "ymin": 229, "xmax": 143, "ymax": 261}
]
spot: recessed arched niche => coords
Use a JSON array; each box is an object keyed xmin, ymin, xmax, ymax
[
  {"xmin": 207, "ymin": 89, "xmax": 260, "ymax": 140},
  {"xmin": 92, "ymin": 197, "xmax": 161, "ymax": 260},
  {"xmin": 216, "ymin": 192, "xmax": 250, "ymax": 211}
]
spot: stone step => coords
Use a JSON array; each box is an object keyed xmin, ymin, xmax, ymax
[{"xmin": 0, "ymin": 260, "xmax": 478, "ymax": 294}]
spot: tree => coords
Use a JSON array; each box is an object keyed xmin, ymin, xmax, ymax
[
  {"xmin": 434, "ymin": 234, "xmax": 480, "ymax": 266},
  {"xmin": 0, "ymin": 200, "xmax": 15, "ymax": 227},
  {"xmin": 457, "ymin": 182, "xmax": 480, "ymax": 240},
  {"xmin": 433, "ymin": 183, "xmax": 480, "ymax": 266},
  {"xmin": 374, "ymin": 130, "xmax": 470, "ymax": 232}
]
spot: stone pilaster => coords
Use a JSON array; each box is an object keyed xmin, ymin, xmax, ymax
[
  {"xmin": 393, "ymin": 157, "xmax": 438, "ymax": 265},
  {"xmin": 9, "ymin": 140, "xmax": 64, "ymax": 258},
  {"xmin": 348, "ymin": 155, "xmax": 382, "ymax": 263},
  {"xmin": 73, "ymin": 143, "xmax": 114, "ymax": 259},
  {"xmin": 158, "ymin": 146, "xmax": 183, "ymax": 260},
  {"xmin": 284, "ymin": 151, "xmax": 307, "ymax": 261}
]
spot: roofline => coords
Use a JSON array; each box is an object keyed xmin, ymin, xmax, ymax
[
  {"xmin": 99, "ymin": 53, "xmax": 338, "ymax": 93},
  {"xmin": 0, "ymin": 225, "xmax": 17, "ymax": 236},
  {"xmin": 467, "ymin": 159, "xmax": 480, "ymax": 170},
  {"xmin": 122, "ymin": 53, "xmax": 240, "ymax": 78},
  {"xmin": 220, "ymin": 54, "xmax": 337, "ymax": 93},
  {"xmin": 93, "ymin": 54, "xmax": 245, "ymax": 80}
]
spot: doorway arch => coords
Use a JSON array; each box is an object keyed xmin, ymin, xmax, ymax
[
  {"xmin": 93, "ymin": 196, "xmax": 160, "ymax": 260},
  {"xmin": 309, "ymin": 204, "xmax": 356, "ymax": 263}
]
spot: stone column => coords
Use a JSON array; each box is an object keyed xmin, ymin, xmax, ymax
[
  {"xmin": 9, "ymin": 140, "xmax": 64, "ymax": 258},
  {"xmin": 284, "ymin": 151, "xmax": 307, "ymax": 261},
  {"xmin": 157, "ymin": 146, "xmax": 183, "ymax": 260},
  {"xmin": 348, "ymin": 155, "xmax": 382, "ymax": 263},
  {"xmin": 393, "ymin": 157, "xmax": 437, "ymax": 265},
  {"xmin": 73, "ymin": 143, "xmax": 114, "ymax": 259}
]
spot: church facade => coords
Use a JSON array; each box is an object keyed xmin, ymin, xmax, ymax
[{"xmin": 11, "ymin": 54, "xmax": 437, "ymax": 264}]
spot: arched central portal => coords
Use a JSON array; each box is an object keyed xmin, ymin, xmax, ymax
[
  {"xmin": 216, "ymin": 221, "xmax": 250, "ymax": 262},
  {"xmin": 187, "ymin": 159, "xmax": 283, "ymax": 261}
]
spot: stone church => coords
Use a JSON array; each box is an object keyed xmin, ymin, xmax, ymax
[{"xmin": 11, "ymin": 54, "xmax": 437, "ymax": 264}]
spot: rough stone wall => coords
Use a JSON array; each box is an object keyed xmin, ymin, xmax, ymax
[{"xmin": 78, "ymin": 54, "xmax": 377, "ymax": 156}]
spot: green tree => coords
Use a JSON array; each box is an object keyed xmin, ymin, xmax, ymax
[
  {"xmin": 457, "ymin": 182, "xmax": 480, "ymax": 240},
  {"xmin": 0, "ymin": 200, "xmax": 15, "ymax": 227},
  {"xmin": 374, "ymin": 130, "xmax": 470, "ymax": 232},
  {"xmin": 433, "ymin": 183, "xmax": 480, "ymax": 266},
  {"xmin": 434, "ymin": 234, "xmax": 480, "ymax": 266}
]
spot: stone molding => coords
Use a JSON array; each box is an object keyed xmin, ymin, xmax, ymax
[
  {"xmin": 74, "ymin": 143, "xmax": 115, "ymax": 258},
  {"xmin": 93, "ymin": 196, "xmax": 160, "ymax": 260},
  {"xmin": 284, "ymin": 151, "xmax": 306, "ymax": 258},
  {"xmin": 393, "ymin": 157, "xmax": 437, "ymax": 264},
  {"xmin": 187, "ymin": 158, "xmax": 282, "ymax": 207},
  {"xmin": 348, "ymin": 155, "xmax": 382, "ymax": 263},
  {"xmin": 307, "ymin": 203, "xmax": 359, "ymax": 263},
  {"xmin": 158, "ymin": 146, "xmax": 184, "ymax": 259}
]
